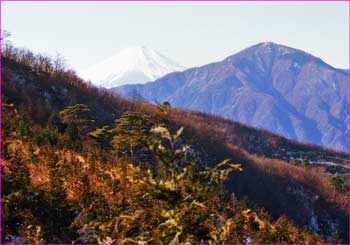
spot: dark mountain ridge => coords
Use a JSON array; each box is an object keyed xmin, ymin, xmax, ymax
[{"xmin": 113, "ymin": 42, "xmax": 349, "ymax": 151}]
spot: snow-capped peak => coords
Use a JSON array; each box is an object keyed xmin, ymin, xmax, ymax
[{"xmin": 80, "ymin": 46, "xmax": 185, "ymax": 88}]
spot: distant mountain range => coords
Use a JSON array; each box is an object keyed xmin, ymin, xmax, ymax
[
  {"xmin": 113, "ymin": 42, "xmax": 349, "ymax": 151},
  {"xmin": 80, "ymin": 46, "xmax": 185, "ymax": 88}
]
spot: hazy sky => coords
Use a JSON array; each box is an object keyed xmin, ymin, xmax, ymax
[{"xmin": 2, "ymin": 1, "xmax": 349, "ymax": 71}]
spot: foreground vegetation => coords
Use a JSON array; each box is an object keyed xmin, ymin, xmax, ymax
[
  {"xmin": 2, "ymin": 39, "xmax": 349, "ymax": 243},
  {"xmin": 2, "ymin": 103, "xmax": 331, "ymax": 243}
]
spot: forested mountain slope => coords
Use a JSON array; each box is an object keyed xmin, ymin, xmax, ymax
[{"xmin": 1, "ymin": 47, "xmax": 349, "ymax": 243}]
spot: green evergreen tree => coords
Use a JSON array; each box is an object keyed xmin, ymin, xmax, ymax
[
  {"xmin": 59, "ymin": 104, "xmax": 94, "ymax": 136},
  {"xmin": 8, "ymin": 149, "xmax": 30, "ymax": 191},
  {"xmin": 1, "ymin": 97, "xmax": 15, "ymax": 139},
  {"xmin": 27, "ymin": 143, "xmax": 39, "ymax": 165},
  {"xmin": 62, "ymin": 123, "xmax": 80, "ymax": 149},
  {"xmin": 47, "ymin": 151, "xmax": 65, "ymax": 195},
  {"xmin": 300, "ymin": 156, "xmax": 309, "ymax": 167},
  {"xmin": 328, "ymin": 175, "xmax": 347, "ymax": 193},
  {"xmin": 112, "ymin": 111, "xmax": 161, "ymax": 161},
  {"xmin": 2, "ymin": 142, "xmax": 11, "ymax": 160},
  {"xmin": 47, "ymin": 112, "xmax": 66, "ymax": 133},
  {"xmin": 89, "ymin": 126, "xmax": 114, "ymax": 149},
  {"xmin": 16, "ymin": 116, "xmax": 31, "ymax": 137}
]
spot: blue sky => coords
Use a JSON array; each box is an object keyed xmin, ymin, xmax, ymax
[{"xmin": 2, "ymin": 1, "xmax": 349, "ymax": 71}]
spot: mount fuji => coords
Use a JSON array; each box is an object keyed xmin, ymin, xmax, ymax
[{"xmin": 80, "ymin": 46, "xmax": 185, "ymax": 88}]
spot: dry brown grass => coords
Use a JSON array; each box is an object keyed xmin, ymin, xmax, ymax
[
  {"xmin": 29, "ymin": 163, "xmax": 50, "ymax": 187},
  {"xmin": 239, "ymin": 148, "xmax": 348, "ymax": 213},
  {"xmin": 144, "ymin": 107, "xmax": 349, "ymax": 215}
]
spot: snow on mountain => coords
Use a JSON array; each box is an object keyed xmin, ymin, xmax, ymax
[{"xmin": 80, "ymin": 46, "xmax": 185, "ymax": 88}]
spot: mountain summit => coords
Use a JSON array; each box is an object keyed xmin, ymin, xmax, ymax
[
  {"xmin": 113, "ymin": 42, "xmax": 349, "ymax": 151},
  {"xmin": 80, "ymin": 46, "xmax": 185, "ymax": 88}
]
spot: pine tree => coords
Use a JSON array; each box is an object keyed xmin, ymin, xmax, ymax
[
  {"xmin": 289, "ymin": 159, "xmax": 296, "ymax": 165},
  {"xmin": 9, "ymin": 149, "xmax": 30, "ymax": 191},
  {"xmin": 112, "ymin": 111, "xmax": 161, "ymax": 161},
  {"xmin": 89, "ymin": 126, "xmax": 114, "ymax": 149},
  {"xmin": 300, "ymin": 156, "xmax": 309, "ymax": 167},
  {"xmin": 47, "ymin": 112, "xmax": 66, "ymax": 133},
  {"xmin": 328, "ymin": 175, "xmax": 347, "ymax": 193},
  {"xmin": 59, "ymin": 104, "xmax": 94, "ymax": 136},
  {"xmin": 62, "ymin": 123, "xmax": 80, "ymax": 149},
  {"xmin": 16, "ymin": 116, "xmax": 31, "ymax": 137},
  {"xmin": 47, "ymin": 151, "xmax": 64, "ymax": 194}
]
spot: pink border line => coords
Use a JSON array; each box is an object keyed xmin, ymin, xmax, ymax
[
  {"xmin": 1, "ymin": 0, "xmax": 3, "ymax": 244},
  {"xmin": 348, "ymin": 1, "xmax": 350, "ymax": 244},
  {"xmin": 0, "ymin": 0, "xmax": 349, "ymax": 2},
  {"xmin": 0, "ymin": 0, "xmax": 349, "ymax": 244}
]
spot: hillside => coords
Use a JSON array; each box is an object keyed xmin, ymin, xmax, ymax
[
  {"xmin": 113, "ymin": 42, "xmax": 349, "ymax": 151},
  {"xmin": 1, "ymin": 46, "xmax": 349, "ymax": 243}
]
